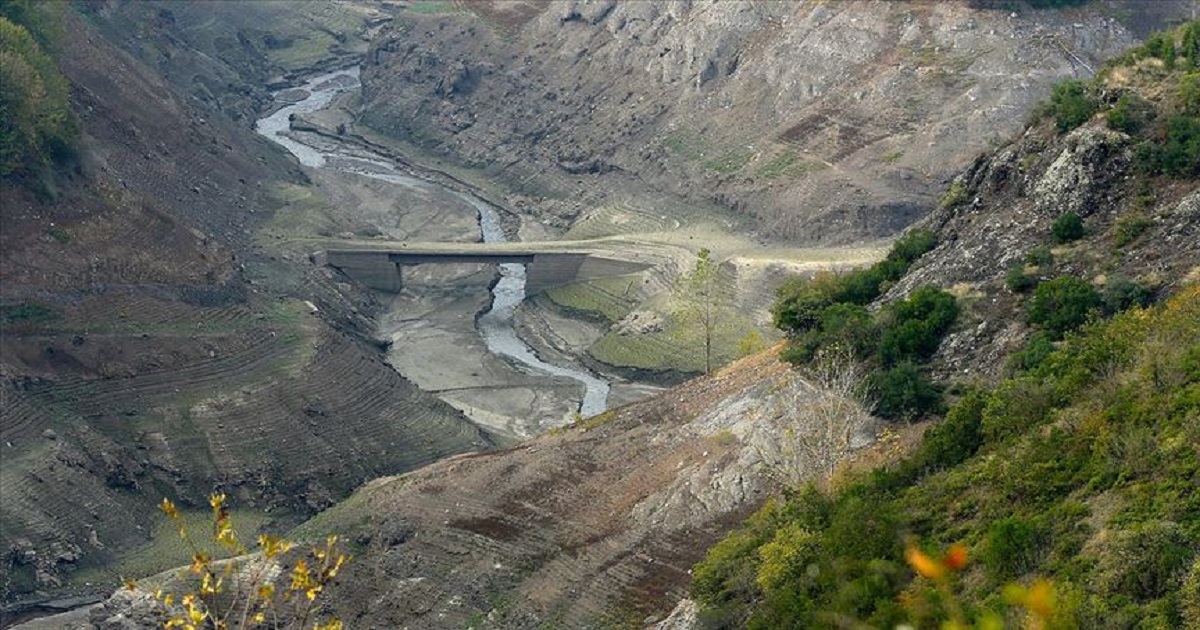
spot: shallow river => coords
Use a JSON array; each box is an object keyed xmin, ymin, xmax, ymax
[{"xmin": 254, "ymin": 68, "xmax": 610, "ymax": 420}]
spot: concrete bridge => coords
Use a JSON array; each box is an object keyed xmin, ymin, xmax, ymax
[{"xmin": 322, "ymin": 243, "xmax": 652, "ymax": 294}]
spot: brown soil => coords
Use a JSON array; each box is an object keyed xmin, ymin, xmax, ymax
[{"xmin": 0, "ymin": 11, "xmax": 486, "ymax": 610}]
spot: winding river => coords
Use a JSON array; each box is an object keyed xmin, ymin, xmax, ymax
[{"xmin": 254, "ymin": 68, "xmax": 610, "ymax": 420}]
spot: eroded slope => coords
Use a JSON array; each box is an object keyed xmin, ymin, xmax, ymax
[
  {"xmin": 0, "ymin": 10, "xmax": 487, "ymax": 608},
  {"xmin": 357, "ymin": 0, "xmax": 1188, "ymax": 243}
]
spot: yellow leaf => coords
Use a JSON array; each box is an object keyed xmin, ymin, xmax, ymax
[
  {"xmin": 905, "ymin": 543, "xmax": 946, "ymax": 581},
  {"xmin": 159, "ymin": 498, "xmax": 179, "ymax": 520},
  {"xmin": 1026, "ymin": 579, "xmax": 1056, "ymax": 619}
]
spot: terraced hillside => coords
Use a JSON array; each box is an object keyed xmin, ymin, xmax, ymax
[{"xmin": 0, "ymin": 8, "xmax": 487, "ymax": 607}]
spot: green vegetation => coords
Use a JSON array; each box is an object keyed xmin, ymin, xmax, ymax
[
  {"xmin": 1028, "ymin": 276, "xmax": 1101, "ymax": 339},
  {"xmin": 755, "ymin": 151, "xmax": 800, "ymax": 179},
  {"xmin": 694, "ymin": 286, "xmax": 1200, "ymax": 628},
  {"xmin": 674, "ymin": 249, "xmax": 730, "ymax": 375},
  {"xmin": 773, "ymin": 229, "xmax": 950, "ymax": 420},
  {"xmin": 0, "ymin": 1, "xmax": 77, "ymax": 178},
  {"xmin": 1005, "ymin": 265, "xmax": 1037, "ymax": 293},
  {"xmin": 404, "ymin": 1, "xmax": 457, "ymax": 15},
  {"xmin": 1043, "ymin": 21, "xmax": 1200, "ymax": 178},
  {"xmin": 938, "ymin": 180, "xmax": 967, "ymax": 210},
  {"xmin": 1113, "ymin": 210, "xmax": 1153, "ymax": 247},
  {"xmin": 1047, "ymin": 80, "xmax": 1097, "ymax": 133},
  {"xmin": 545, "ymin": 276, "xmax": 639, "ymax": 324},
  {"xmin": 0, "ymin": 302, "xmax": 58, "ymax": 324},
  {"xmin": 1051, "ymin": 212, "xmax": 1085, "ymax": 244}
]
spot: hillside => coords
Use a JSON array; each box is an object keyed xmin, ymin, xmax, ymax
[
  {"xmin": 356, "ymin": 0, "xmax": 1189, "ymax": 243},
  {"xmin": 691, "ymin": 22, "xmax": 1200, "ymax": 628},
  {"xmin": 0, "ymin": 6, "xmax": 488, "ymax": 613},
  {"xmin": 3, "ymin": 2, "xmax": 1199, "ymax": 628}
]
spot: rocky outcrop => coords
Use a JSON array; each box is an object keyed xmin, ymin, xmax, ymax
[
  {"xmin": 358, "ymin": 0, "xmax": 1190, "ymax": 243},
  {"xmin": 884, "ymin": 121, "xmax": 1199, "ymax": 381}
]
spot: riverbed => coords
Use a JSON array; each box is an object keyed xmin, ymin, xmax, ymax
[{"xmin": 255, "ymin": 69, "xmax": 614, "ymax": 435}]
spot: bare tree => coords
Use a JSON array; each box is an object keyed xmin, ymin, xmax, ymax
[{"xmin": 759, "ymin": 344, "xmax": 877, "ymax": 486}]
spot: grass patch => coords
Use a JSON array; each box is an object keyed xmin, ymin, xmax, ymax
[
  {"xmin": 545, "ymin": 276, "xmax": 641, "ymax": 324},
  {"xmin": 46, "ymin": 227, "xmax": 71, "ymax": 243},
  {"xmin": 663, "ymin": 129, "xmax": 709, "ymax": 162},
  {"xmin": 289, "ymin": 488, "xmax": 374, "ymax": 547},
  {"xmin": 755, "ymin": 151, "xmax": 800, "ymax": 179},
  {"xmin": 703, "ymin": 147, "xmax": 755, "ymax": 174},
  {"xmin": 262, "ymin": 181, "xmax": 338, "ymax": 238},
  {"xmin": 0, "ymin": 302, "xmax": 59, "ymax": 325},
  {"xmin": 563, "ymin": 201, "xmax": 675, "ymax": 240},
  {"xmin": 590, "ymin": 310, "xmax": 761, "ymax": 375},
  {"xmin": 71, "ymin": 508, "xmax": 271, "ymax": 587}
]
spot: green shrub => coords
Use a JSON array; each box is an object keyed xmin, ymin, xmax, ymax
[
  {"xmin": 938, "ymin": 180, "xmax": 967, "ymax": 210},
  {"xmin": 0, "ymin": 10, "xmax": 76, "ymax": 178},
  {"xmin": 1102, "ymin": 278, "xmax": 1154, "ymax": 314},
  {"xmin": 1159, "ymin": 115, "xmax": 1200, "ymax": 176},
  {"xmin": 1107, "ymin": 93, "xmax": 1149, "ymax": 134},
  {"xmin": 1144, "ymin": 32, "xmax": 1178, "ymax": 70},
  {"xmin": 829, "ymin": 266, "xmax": 889, "ymax": 306},
  {"xmin": 982, "ymin": 516, "xmax": 1046, "ymax": 580},
  {"xmin": 878, "ymin": 287, "xmax": 958, "ymax": 366},
  {"xmin": 1051, "ymin": 212, "xmax": 1085, "ymax": 243},
  {"xmin": 1007, "ymin": 331, "xmax": 1056, "ymax": 374},
  {"xmin": 1182, "ymin": 557, "xmax": 1200, "ymax": 626},
  {"xmin": 886, "ymin": 229, "xmax": 938, "ymax": 265},
  {"xmin": 1025, "ymin": 246, "xmax": 1054, "ymax": 268},
  {"xmin": 1098, "ymin": 523, "xmax": 1193, "ymax": 602},
  {"xmin": 1114, "ymin": 211, "xmax": 1153, "ymax": 246},
  {"xmin": 1184, "ymin": 22, "xmax": 1200, "ymax": 70},
  {"xmin": 1028, "ymin": 276, "xmax": 1101, "ymax": 338},
  {"xmin": 0, "ymin": 302, "xmax": 57, "ymax": 324},
  {"xmin": 869, "ymin": 362, "xmax": 944, "ymax": 421},
  {"xmin": 819, "ymin": 302, "xmax": 877, "ymax": 358},
  {"xmin": 1179, "ymin": 72, "xmax": 1200, "ymax": 115},
  {"xmin": 913, "ymin": 389, "xmax": 986, "ymax": 472},
  {"xmin": 1049, "ymin": 80, "xmax": 1098, "ymax": 133},
  {"xmin": 981, "ymin": 377, "xmax": 1059, "ymax": 442},
  {"xmin": 771, "ymin": 280, "xmax": 829, "ymax": 335},
  {"xmin": 1005, "ymin": 265, "xmax": 1037, "ymax": 293}
]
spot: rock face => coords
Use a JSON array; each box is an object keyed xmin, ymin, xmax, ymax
[
  {"xmin": 358, "ymin": 0, "xmax": 1188, "ymax": 243},
  {"xmin": 883, "ymin": 121, "xmax": 1200, "ymax": 381}
]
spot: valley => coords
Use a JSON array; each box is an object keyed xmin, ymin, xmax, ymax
[{"xmin": 2, "ymin": 1, "xmax": 1198, "ymax": 628}]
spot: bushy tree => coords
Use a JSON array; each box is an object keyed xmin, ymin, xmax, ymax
[
  {"xmin": 1028, "ymin": 276, "xmax": 1101, "ymax": 338},
  {"xmin": 868, "ymin": 362, "xmax": 943, "ymax": 421},
  {"xmin": 1102, "ymin": 277, "xmax": 1153, "ymax": 314},
  {"xmin": 912, "ymin": 388, "xmax": 986, "ymax": 472},
  {"xmin": 878, "ymin": 287, "xmax": 959, "ymax": 366},
  {"xmin": 1049, "ymin": 80, "xmax": 1097, "ymax": 133},
  {"xmin": 1051, "ymin": 212, "xmax": 1085, "ymax": 243},
  {"xmin": 772, "ymin": 278, "xmax": 830, "ymax": 335},
  {"xmin": 0, "ymin": 12, "xmax": 75, "ymax": 177},
  {"xmin": 1005, "ymin": 265, "xmax": 1037, "ymax": 293}
]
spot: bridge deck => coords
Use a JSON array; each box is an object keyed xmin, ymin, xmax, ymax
[{"xmin": 321, "ymin": 241, "xmax": 652, "ymax": 294}]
